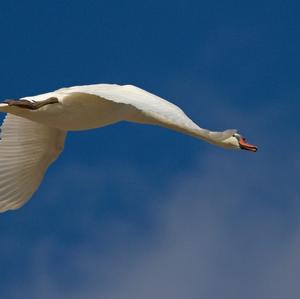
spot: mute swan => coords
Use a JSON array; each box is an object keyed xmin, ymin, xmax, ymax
[{"xmin": 0, "ymin": 84, "xmax": 257, "ymax": 212}]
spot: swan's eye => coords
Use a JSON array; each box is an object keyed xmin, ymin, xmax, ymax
[{"xmin": 233, "ymin": 134, "xmax": 240, "ymax": 141}]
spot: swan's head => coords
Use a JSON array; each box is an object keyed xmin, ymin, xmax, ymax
[{"xmin": 221, "ymin": 133, "xmax": 258, "ymax": 152}]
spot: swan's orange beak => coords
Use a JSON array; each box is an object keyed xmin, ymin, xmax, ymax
[{"xmin": 239, "ymin": 137, "xmax": 258, "ymax": 152}]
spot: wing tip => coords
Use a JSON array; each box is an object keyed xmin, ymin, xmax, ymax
[{"xmin": 0, "ymin": 201, "xmax": 26, "ymax": 213}]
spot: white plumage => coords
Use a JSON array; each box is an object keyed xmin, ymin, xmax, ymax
[
  {"xmin": 0, "ymin": 114, "xmax": 66, "ymax": 211},
  {"xmin": 0, "ymin": 83, "xmax": 257, "ymax": 212}
]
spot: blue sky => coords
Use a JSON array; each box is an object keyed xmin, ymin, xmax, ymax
[{"xmin": 0, "ymin": 0, "xmax": 299, "ymax": 298}]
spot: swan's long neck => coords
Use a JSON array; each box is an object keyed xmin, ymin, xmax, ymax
[
  {"xmin": 158, "ymin": 121, "xmax": 237, "ymax": 149},
  {"xmin": 127, "ymin": 109, "xmax": 236, "ymax": 148},
  {"xmin": 156, "ymin": 120, "xmax": 228, "ymax": 147}
]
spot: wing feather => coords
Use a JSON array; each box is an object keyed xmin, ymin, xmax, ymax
[{"xmin": 0, "ymin": 114, "xmax": 66, "ymax": 212}]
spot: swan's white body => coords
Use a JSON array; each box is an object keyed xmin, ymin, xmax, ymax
[{"xmin": 0, "ymin": 83, "xmax": 251, "ymax": 212}]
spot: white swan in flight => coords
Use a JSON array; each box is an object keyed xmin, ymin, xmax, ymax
[{"xmin": 0, "ymin": 84, "xmax": 257, "ymax": 212}]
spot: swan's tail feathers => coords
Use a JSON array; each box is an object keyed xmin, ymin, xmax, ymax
[{"xmin": 208, "ymin": 129, "xmax": 237, "ymax": 141}]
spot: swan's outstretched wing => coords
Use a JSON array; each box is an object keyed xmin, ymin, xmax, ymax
[
  {"xmin": 58, "ymin": 84, "xmax": 236, "ymax": 141},
  {"xmin": 0, "ymin": 114, "xmax": 66, "ymax": 212}
]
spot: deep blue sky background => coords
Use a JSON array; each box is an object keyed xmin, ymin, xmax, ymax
[{"xmin": 0, "ymin": 1, "xmax": 299, "ymax": 298}]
